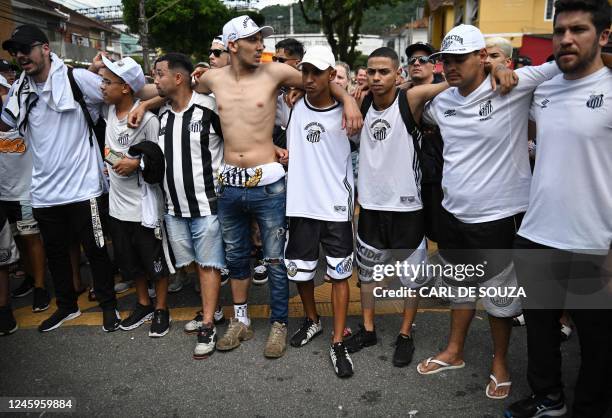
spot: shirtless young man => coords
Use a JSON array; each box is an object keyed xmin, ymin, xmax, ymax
[{"xmin": 133, "ymin": 16, "xmax": 362, "ymax": 358}]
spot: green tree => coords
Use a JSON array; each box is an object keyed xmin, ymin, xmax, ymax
[
  {"xmin": 295, "ymin": 0, "xmax": 419, "ymax": 67},
  {"xmin": 122, "ymin": 0, "xmax": 265, "ymax": 61}
]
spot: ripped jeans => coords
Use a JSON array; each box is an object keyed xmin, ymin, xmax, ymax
[{"xmin": 217, "ymin": 177, "xmax": 289, "ymax": 324}]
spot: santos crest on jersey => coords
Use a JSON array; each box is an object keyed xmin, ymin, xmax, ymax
[{"xmin": 286, "ymin": 98, "xmax": 354, "ymax": 222}]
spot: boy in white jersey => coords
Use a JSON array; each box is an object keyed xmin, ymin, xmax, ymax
[
  {"xmin": 282, "ymin": 46, "xmax": 355, "ymax": 378},
  {"xmin": 506, "ymin": 1, "xmax": 612, "ymax": 417},
  {"xmin": 345, "ymin": 47, "xmax": 450, "ymax": 367},
  {"xmin": 98, "ymin": 56, "xmax": 172, "ymax": 337},
  {"xmin": 416, "ymin": 24, "xmax": 561, "ymax": 400}
]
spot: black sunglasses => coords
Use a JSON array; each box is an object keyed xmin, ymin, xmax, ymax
[
  {"xmin": 407, "ymin": 56, "xmax": 432, "ymax": 65},
  {"xmin": 272, "ymin": 56, "xmax": 297, "ymax": 63},
  {"xmin": 209, "ymin": 48, "xmax": 227, "ymax": 57},
  {"xmin": 8, "ymin": 42, "xmax": 44, "ymax": 56}
]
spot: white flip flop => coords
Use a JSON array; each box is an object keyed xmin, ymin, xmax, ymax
[
  {"xmin": 416, "ymin": 356, "xmax": 466, "ymax": 375},
  {"xmin": 485, "ymin": 374, "xmax": 512, "ymax": 399}
]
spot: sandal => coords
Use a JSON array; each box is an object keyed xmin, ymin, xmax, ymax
[
  {"xmin": 485, "ymin": 374, "xmax": 512, "ymax": 399},
  {"xmin": 416, "ymin": 356, "xmax": 465, "ymax": 375}
]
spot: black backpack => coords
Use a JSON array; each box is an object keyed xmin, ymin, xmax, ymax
[
  {"xmin": 67, "ymin": 67, "xmax": 106, "ymax": 158},
  {"xmin": 359, "ymin": 87, "xmax": 424, "ymax": 168}
]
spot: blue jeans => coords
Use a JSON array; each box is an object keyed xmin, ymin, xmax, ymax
[{"xmin": 217, "ymin": 177, "xmax": 289, "ymax": 324}]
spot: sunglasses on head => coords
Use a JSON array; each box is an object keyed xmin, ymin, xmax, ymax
[
  {"xmin": 209, "ymin": 49, "xmax": 227, "ymax": 57},
  {"xmin": 8, "ymin": 42, "xmax": 44, "ymax": 56},
  {"xmin": 408, "ymin": 56, "xmax": 432, "ymax": 65}
]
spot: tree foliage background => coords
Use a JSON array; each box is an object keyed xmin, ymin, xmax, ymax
[
  {"xmin": 122, "ymin": 0, "xmax": 264, "ymax": 61},
  {"xmin": 260, "ymin": 0, "xmax": 420, "ymax": 67}
]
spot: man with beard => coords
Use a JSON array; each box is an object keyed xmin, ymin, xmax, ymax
[
  {"xmin": 505, "ymin": 1, "xmax": 612, "ymax": 417},
  {"xmin": 0, "ymin": 25, "xmax": 119, "ymax": 332}
]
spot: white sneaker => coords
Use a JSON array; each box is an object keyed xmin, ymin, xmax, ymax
[
  {"xmin": 184, "ymin": 311, "xmax": 203, "ymax": 334},
  {"xmin": 193, "ymin": 325, "xmax": 217, "ymax": 359}
]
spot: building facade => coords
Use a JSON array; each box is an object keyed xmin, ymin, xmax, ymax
[{"xmin": 425, "ymin": 0, "xmax": 555, "ymax": 62}]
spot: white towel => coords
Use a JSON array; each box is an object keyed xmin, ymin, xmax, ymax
[{"xmin": 3, "ymin": 52, "xmax": 75, "ymax": 134}]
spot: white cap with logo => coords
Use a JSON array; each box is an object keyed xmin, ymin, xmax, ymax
[
  {"xmin": 431, "ymin": 24, "xmax": 486, "ymax": 56},
  {"xmin": 102, "ymin": 55, "xmax": 145, "ymax": 93},
  {"xmin": 222, "ymin": 15, "xmax": 273, "ymax": 46},
  {"xmin": 298, "ymin": 45, "xmax": 335, "ymax": 70}
]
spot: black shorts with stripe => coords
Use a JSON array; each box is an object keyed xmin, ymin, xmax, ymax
[
  {"xmin": 284, "ymin": 217, "xmax": 354, "ymax": 282},
  {"xmin": 438, "ymin": 208, "xmax": 524, "ymax": 278},
  {"xmin": 357, "ymin": 208, "xmax": 424, "ymax": 250}
]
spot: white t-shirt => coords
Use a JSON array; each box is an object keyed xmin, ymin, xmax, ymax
[
  {"xmin": 0, "ymin": 128, "xmax": 31, "ymax": 201},
  {"xmin": 423, "ymin": 62, "xmax": 560, "ymax": 223},
  {"xmin": 518, "ymin": 67, "xmax": 612, "ymax": 250},
  {"xmin": 285, "ymin": 98, "xmax": 354, "ymax": 222},
  {"xmin": 104, "ymin": 102, "xmax": 160, "ymax": 222},
  {"xmin": 358, "ymin": 92, "xmax": 422, "ymax": 212},
  {"xmin": 1, "ymin": 69, "xmax": 105, "ymax": 207}
]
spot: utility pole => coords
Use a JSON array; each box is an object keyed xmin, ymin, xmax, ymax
[
  {"xmin": 289, "ymin": 4, "xmax": 294, "ymax": 35},
  {"xmin": 139, "ymin": 0, "xmax": 150, "ymax": 74}
]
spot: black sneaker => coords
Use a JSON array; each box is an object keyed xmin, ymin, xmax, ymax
[
  {"xmin": 504, "ymin": 394, "xmax": 567, "ymax": 418},
  {"xmin": 32, "ymin": 287, "xmax": 50, "ymax": 313},
  {"xmin": 11, "ymin": 276, "xmax": 33, "ymax": 298},
  {"xmin": 392, "ymin": 333, "xmax": 415, "ymax": 367},
  {"xmin": 119, "ymin": 303, "xmax": 154, "ymax": 331},
  {"xmin": 0, "ymin": 306, "xmax": 18, "ymax": 336},
  {"xmin": 290, "ymin": 317, "xmax": 323, "ymax": 347},
  {"xmin": 344, "ymin": 324, "xmax": 377, "ymax": 353},
  {"xmin": 330, "ymin": 342, "xmax": 354, "ymax": 378},
  {"xmin": 102, "ymin": 309, "xmax": 121, "ymax": 332},
  {"xmin": 38, "ymin": 308, "xmax": 81, "ymax": 332},
  {"xmin": 252, "ymin": 247, "xmax": 268, "ymax": 285},
  {"xmin": 149, "ymin": 309, "xmax": 170, "ymax": 337}
]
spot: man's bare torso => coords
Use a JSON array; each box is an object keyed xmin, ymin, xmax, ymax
[{"xmin": 207, "ymin": 65, "xmax": 280, "ymax": 168}]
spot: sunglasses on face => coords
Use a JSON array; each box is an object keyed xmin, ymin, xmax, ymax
[
  {"xmin": 272, "ymin": 56, "xmax": 297, "ymax": 63},
  {"xmin": 8, "ymin": 42, "xmax": 43, "ymax": 56},
  {"xmin": 408, "ymin": 56, "xmax": 432, "ymax": 65},
  {"xmin": 209, "ymin": 49, "xmax": 227, "ymax": 57}
]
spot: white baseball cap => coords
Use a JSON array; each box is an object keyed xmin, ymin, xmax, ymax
[
  {"xmin": 298, "ymin": 46, "xmax": 335, "ymax": 71},
  {"xmin": 102, "ymin": 55, "xmax": 145, "ymax": 93},
  {"xmin": 0, "ymin": 74, "xmax": 10, "ymax": 89},
  {"xmin": 212, "ymin": 35, "xmax": 225, "ymax": 48},
  {"xmin": 431, "ymin": 24, "xmax": 486, "ymax": 56},
  {"xmin": 222, "ymin": 15, "xmax": 273, "ymax": 46}
]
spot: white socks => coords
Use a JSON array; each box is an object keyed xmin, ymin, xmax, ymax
[{"xmin": 234, "ymin": 302, "xmax": 250, "ymax": 327}]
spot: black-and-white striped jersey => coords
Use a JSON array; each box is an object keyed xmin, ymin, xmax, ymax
[
  {"xmin": 285, "ymin": 97, "xmax": 354, "ymax": 222},
  {"xmin": 358, "ymin": 93, "xmax": 422, "ymax": 212},
  {"xmin": 158, "ymin": 92, "xmax": 223, "ymax": 217}
]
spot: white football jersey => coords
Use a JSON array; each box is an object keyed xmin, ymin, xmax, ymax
[
  {"xmin": 423, "ymin": 62, "xmax": 560, "ymax": 223},
  {"xmin": 358, "ymin": 92, "xmax": 422, "ymax": 212},
  {"xmin": 519, "ymin": 67, "xmax": 612, "ymax": 250},
  {"xmin": 285, "ymin": 98, "xmax": 354, "ymax": 222}
]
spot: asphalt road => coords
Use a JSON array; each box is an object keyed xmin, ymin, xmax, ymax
[{"xmin": 2, "ymin": 270, "xmax": 583, "ymax": 418}]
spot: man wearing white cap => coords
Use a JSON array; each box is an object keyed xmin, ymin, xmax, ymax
[
  {"xmin": 177, "ymin": 15, "xmax": 360, "ymax": 358},
  {"xmin": 415, "ymin": 24, "xmax": 561, "ymax": 400},
  {"xmin": 209, "ymin": 35, "xmax": 229, "ymax": 69},
  {"xmin": 98, "ymin": 56, "xmax": 174, "ymax": 337},
  {"xmin": 279, "ymin": 45, "xmax": 355, "ymax": 377}
]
